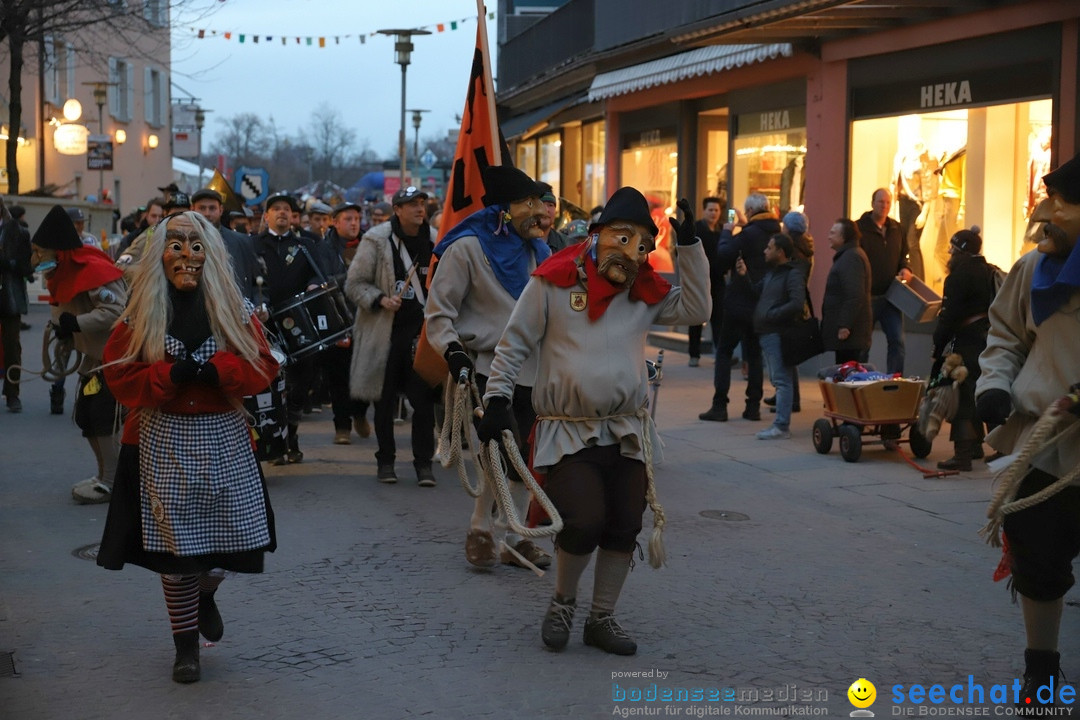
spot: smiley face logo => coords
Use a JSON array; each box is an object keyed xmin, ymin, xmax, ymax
[{"xmin": 848, "ymin": 678, "xmax": 877, "ymax": 709}]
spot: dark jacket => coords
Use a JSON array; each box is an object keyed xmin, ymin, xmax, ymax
[
  {"xmin": 932, "ymin": 253, "xmax": 995, "ymax": 358},
  {"xmin": 253, "ymin": 230, "xmax": 327, "ymax": 307},
  {"xmin": 748, "ymin": 261, "xmax": 806, "ymax": 335},
  {"xmin": 790, "ymin": 230, "xmax": 814, "ymax": 284},
  {"xmin": 821, "ymin": 242, "xmax": 873, "ymax": 352},
  {"xmin": 219, "ymin": 225, "xmax": 259, "ymax": 301},
  {"xmin": 856, "ymin": 211, "xmax": 910, "ymax": 296},
  {"xmin": 0, "ymin": 219, "xmax": 32, "ymax": 317},
  {"xmin": 694, "ymin": 218, "xmax": 726, "ymax": 305},
  {"xmin": 716, "ymin": 213, "xmax": 782, "ymax": 318}
]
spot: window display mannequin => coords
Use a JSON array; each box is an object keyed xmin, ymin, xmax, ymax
[{"xmin": 779, "ymin": 155, "xmax": 805, "ymax": 215}]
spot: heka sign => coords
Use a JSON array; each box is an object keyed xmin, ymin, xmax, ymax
[{"xmin": 920, "ymin": 80, "xmax": 972, "ymax": 109}]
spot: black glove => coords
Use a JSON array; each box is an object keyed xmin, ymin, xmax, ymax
[
  {"xmin": 52, "ymin": 321, "xmax": 74, "ymax": 341},
  {"xmin": 196, "ymin": 361, "xmax": 219, "ymax": 387},
  {"xmin": 444, "ymin": 342, "xmax": 474, "ymax": 382},
  {"xmin": 477, "ymin": 396, "xmax": 513, "ymax": 443},
  {"xmin": 170, "ymin": 358, "xmax": 201, "ymax": 385},
  {"xmin": 976, "ymin": 388, "xmax": 1012, "ymax": 430},
  {"xmin": 58, "ymin": 312, "xmax": 81, "ymax": 336},
  {"xmin": 668, "ymin": 198, "xmax": 697, "ymax": 246}
]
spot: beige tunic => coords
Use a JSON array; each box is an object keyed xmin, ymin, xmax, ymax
[
  {"xmin": 50, "ymin": 278, "xmax": 127, "ymax": 375},
  {"xmin": 485, "ymin": 242, "xmax": 710, "ymax": 470},
  {"xmin": 976, "ymin": 249, "xmax": 1080, "ymax": 478},
  {"xmin": 425, "ymin": 234, "xmax": 541, "ymax": 382}
]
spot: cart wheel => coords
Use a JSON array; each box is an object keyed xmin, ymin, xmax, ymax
[
  {"xmin": 812, "ymin": 419, "xmax": 833, "ymax": 454},
  {"xmin": 838, "ymin": 424, "xmax": 863, "ymax": 463},
  {"xmin": 909, "ymin": 425, "xmax": 932, "ymax": 458}
]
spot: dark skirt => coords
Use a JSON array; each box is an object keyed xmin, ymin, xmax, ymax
[{"xmin": 97, "ymin": 443, "xmax": 276, "ymax": 575}]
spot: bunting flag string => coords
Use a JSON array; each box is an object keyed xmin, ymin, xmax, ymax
[{"xmin": 183, "ymin": 11, "xmax": 495, "ymax": 49}]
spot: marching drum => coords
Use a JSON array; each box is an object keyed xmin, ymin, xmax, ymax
[
  {"xmin": 270, "ymin": 283, "xmax": 353, "ymax": 363},
  {"xmin": 244, "ymin": 373, "xmax": 288, "ymax": 461}
]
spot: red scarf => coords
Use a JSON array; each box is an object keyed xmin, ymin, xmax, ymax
[
  {"xmin": 46, "ymin": 246, "xmax": 124, "ymax": 305},
  {"xmin": 532, "ymin": 242, "xmax": 671, "ymax": 321}
]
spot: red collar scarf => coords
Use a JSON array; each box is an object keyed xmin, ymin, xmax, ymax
[
  {"xmin": 46, "ymin": 246, "xmax": 124, "ymax": 305},
  {"xmin": 533, "ymin": 242, "xmax": 671, "ymax": 321}
]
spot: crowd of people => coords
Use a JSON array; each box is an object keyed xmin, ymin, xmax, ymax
[{"xmin": 2, "ymin": 151, "xmax": 1079, "ymax": 706}]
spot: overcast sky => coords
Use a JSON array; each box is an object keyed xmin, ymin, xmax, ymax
[{"xmin": 170, "ymin": 0, "xmax": 499, "ymax": 161}]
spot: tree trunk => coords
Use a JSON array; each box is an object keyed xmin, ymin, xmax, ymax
[{"xmin": 6, "ymin": 26, "xmax": 24, "ymax": 195}]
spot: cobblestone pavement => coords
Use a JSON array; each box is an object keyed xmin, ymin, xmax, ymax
[{"xmin": 3, "ymin": 305, "xmax": 1078, "ymax": 719}]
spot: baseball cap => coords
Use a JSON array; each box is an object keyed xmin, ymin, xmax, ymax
[{"xmin": 392, "ymin": 186, "xmax": 428, "ymax": 206}]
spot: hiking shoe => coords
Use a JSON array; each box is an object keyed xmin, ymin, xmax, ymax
[
  {"xmin": 742, "ymin": 407, "xmax": 761, "ymax": 421},
  {"xmin": 270, "ymin": 455, "xmax": 288, "ymax": 467},
  {"xmin": 6, "ymin": 397, "xmax": 22, "ymax": 413},
  {"xmin": 688, "ymin": 357, "xmax": 699, "ymax": 367},
  {"xmin": 354, "ymin": 416, "xmax": 371, "ymax": 438},
  {"xmin": 416, "ymin": 463, "xmax": 436, "ymax": 487},
  {"xmin": 286, "ymin": 449, "xmax": 304, "ymax": 464},
  {"xmin": 198, "ymin": 591, "xmax": 223, "ymax": 642},
  {"xmin": 937, "ymin": 456, "xmax": 972, "ymax": 472},
  {"xmin": 541, "ymin": 595, "xmax": 576, "ymax": 650},
  {"xmin": 333, "ymin": 429, "xmax": 351, "ymax": 445},
  {"xmin": 501, "ymin": 539, "xmax": 552, "ymax": 569},
  {"xmin": 756, "ymin": 426, "xmax": 791, "ymax": 440},
  {"xmin": 377, "ymin": 463, "xmax": 397, "ymax": 483},
  {"xmin": 763, "ymin": 395, "xmax": 776, "ymax": 407},
  {"xmin": 72, "ymin": 477, "xmax": 111, "ymax": 504},
  {"xmin": 583, "ymin": 613, "xmax": 637, "ymax": 656},
  {"xmin": 465, "ymin": 529, "xmax": 496, "ymax": 567},
  {"xmin": 698, "ymin": 406, "xmax": 728, "ymax": 422}
]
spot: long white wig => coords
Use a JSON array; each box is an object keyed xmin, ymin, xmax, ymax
[{"xmin": 113, "ymin": 211, "xmax": 265, "ymax": 371}]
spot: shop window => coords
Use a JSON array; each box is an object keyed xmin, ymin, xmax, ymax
[
  {"xmin": 582, "ymin": 121, "xmax": 605, "ymax": 214},
  {"xmin": 539, "ymin": 132, "xmax": 562, "ymax": 199},
  {"xmin": 733, "ymin": 132, "xmax": 806, "ymax": 217},
  {"xmin": 848, "ymin": 99, "xmax": 1051, "ymax": 293},
  {"xmin": 698, "ymin": 109, "xmax": 729, "ymax": 212},
  {"xmin": 516, "ymin": 141, "xmax": 537, "ymax": 180},
  {"xmin": 620, "ymin": 135, "xmax": 677, "ymax": 273}
]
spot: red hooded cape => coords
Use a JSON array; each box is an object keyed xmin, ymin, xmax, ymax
[{"xmin": 46, "ymin": 246, "xmax": 124, "ymax": 305}]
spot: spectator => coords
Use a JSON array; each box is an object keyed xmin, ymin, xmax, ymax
[
  {"xmin": 0, "ymin": 196, "xmax": 32, "ymax": 412},
  {"xmin": 821, "ymin": 219, "xmax": 872, "ymax": 365},
  {"xmin": 856, "ymin": 188, "xmax": 912, "ymax": 374},
  {"xmin": 687, "ymin": 196, "xmax": 725, "ymax": 368}
]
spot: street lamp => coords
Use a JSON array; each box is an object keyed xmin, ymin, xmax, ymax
[
  {"xmin": 82, "ymin": 80, "xmax": 113, "ymax": 202},
  {"xmin": 195, "ymin": 106, "xmax": 207, "ymax": 185},
  {"xmin": 407, "ymin": 108, "xmax": 429, "ymax": 164},
  {"xmin": 377, "ymin": 28, "xmax": 430, "ymax": 187}
]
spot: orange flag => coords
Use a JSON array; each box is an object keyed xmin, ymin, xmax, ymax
[{"xmin": 414, "ymin": 11, "xmax": 502, "ymax": 387}]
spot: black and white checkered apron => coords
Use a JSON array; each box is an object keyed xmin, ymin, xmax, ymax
[{"xmin": 138, "ymin": 328, "xmax": 270, "ymax": 556}]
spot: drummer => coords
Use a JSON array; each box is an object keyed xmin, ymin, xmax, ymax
[{"xmin": 253, "ymin": 191, "xmax": 329, "ymax": 465}]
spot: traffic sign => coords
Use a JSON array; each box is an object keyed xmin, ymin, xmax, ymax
[
  {"xmin": 234, "ymin": 166, "xmax": 270, "ymax": 206},
  {"xmin": 420, "ymin": 148, "xmax": 437, "ymax": 169}
]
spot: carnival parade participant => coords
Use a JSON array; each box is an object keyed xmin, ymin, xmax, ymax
[
  {"xmin": 30, "ymin": 206, "xmax": 127, "ymax": 504},
  {"xmin": 977, "ymin": 152, "xmax": 1080, "ymax": 710},
  {"xmin": 96, "ymin": 211, "xmax": 278, "ymax": 683},
  {"xmin": 345, "ymin": 186, "xmax": 438, "ymax": 484},
  {"xmin": 425, "ymin": 165, "xmax": 553, "ymax": 568},
  {"xmin": 253, "ymin": 192, "xmax": 326, "ymax": 464},
  {"xmin": 477, "ymin": 189, "xmax": 710, "ymax": 655}
]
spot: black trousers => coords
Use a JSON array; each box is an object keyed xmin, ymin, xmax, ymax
[
  {"xmin": 712, "ymin": 312, "xmax": 762, "ymax": 409},
  {"xmin": 1, "ymin": 315, "xmax": 21, "ymax": 400},
  {"xmin": 373, "ymin": 324, "xmax": 435, "ymax": 465},
  {"xmin": 320, "ymin": 345, "xmax": 368, "ymax": 432}
]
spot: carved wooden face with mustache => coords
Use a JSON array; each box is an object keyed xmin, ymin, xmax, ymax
[
  {"xmin": 507, "ymin": 196, "xmax": 547, "ymax": 239},
  {"xmin": 594, "ymin": 221, "xmax": 655, "ymax": 287},
  {"xmin": 162, "ymin": 215, "xmax": 206, "ymax": 292}
]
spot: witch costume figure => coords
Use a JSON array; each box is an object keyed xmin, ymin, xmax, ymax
[{"xmin": 96, "ymin": 211, "xmax": 279, "ymax": 683}]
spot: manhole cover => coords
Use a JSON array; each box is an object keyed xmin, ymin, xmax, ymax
[
  {"xmin": 73, "ymin": 543, "xmax": 100, "ymax": 561},
  {"xmin": 700, "ymin": 510, "xmax": 750, "ymax": 521},
  {"xmin": 0, "ymin": 651, "xmax": 17, "ymax": 678}
]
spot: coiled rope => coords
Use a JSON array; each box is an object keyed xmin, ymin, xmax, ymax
[
  {"xmin": 4, "ymin": 323, "xmax": 83, "ymax": 384},
  {"xmin": 980, "ymin": 406, "xmax": 1080, "ymax": 547}
]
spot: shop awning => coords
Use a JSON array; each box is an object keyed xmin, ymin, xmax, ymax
[
  {"xmin": 588, "ymin": 43, "xmax": 793, "ymax": 101},
  {"xmin": 501, "ymin": 93, "xmax": 587, "ymax": 140}
]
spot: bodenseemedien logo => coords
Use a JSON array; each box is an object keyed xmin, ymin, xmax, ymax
[{"xmin": 849, "ymin": 678, "xmax": 877, "ymax": 717}]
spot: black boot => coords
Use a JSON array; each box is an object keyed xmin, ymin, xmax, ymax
[
  {"xmin": 199, "ymin": 590, "xmax": 223, "ymax": 642},
  {"xmin": 938, "ymin": 440, "xmax": 975, "ymax": 471},
  {"xmin": 1018, "ymin": 649, "xmax": 1060, "ymax": 713},
  {"xmin": 286, "ymin": 424, "xmax": 303, "ymax": 463},
  {"xmin": 698, "ymin": 404, "xmax": 728, "ymax": 422},
  {"xmin": 172, "ymin": 630, "xmax": 200, "ymax": 683},
  {"xmin": 49, "ymin": 386, "xmax": 65, "ymax": 415}
]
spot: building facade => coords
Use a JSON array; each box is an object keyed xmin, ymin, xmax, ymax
[{"xmin": 497, "ymin": 0, "xmax": 1080, "ymax": 293}]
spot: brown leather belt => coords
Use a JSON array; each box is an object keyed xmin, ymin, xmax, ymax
[{"xmin": 960, "ymin": 312, "xmax": 989, "ymax": 327}]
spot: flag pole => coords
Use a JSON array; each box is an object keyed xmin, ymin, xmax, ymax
[{"xmin": 476, "ymin": 0, "xmax": 501, "ymax": 166}]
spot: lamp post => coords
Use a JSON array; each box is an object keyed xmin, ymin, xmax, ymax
[
  {"xmin": 377, "ymin": 29, "xmax": 430, "ymax": 188},
  {"xmin": 408, "ymin": 108, "xmax": 429, "ymax": 165},
  {"xmin": 83, "ymin": 81, "xmax": 110, "ymax": 201},
  {"xmin": 195, "ymin": 106, "xmax": 207, "ymax": 185}
]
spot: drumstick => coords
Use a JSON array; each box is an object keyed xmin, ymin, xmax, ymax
[{"xmin": 395, "ymin": 262, "xmax": 420, "ymax": 300}]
